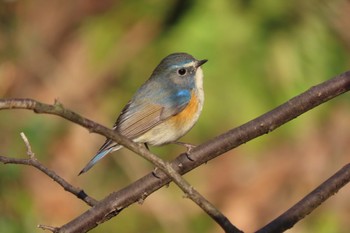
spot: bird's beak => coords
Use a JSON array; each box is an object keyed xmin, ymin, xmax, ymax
[{"xmin": 195, "ymin": 59, "xmax": 208, "ymax": 68}]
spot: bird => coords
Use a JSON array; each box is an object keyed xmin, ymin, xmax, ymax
[{"xmin": 79, "ymin": 53, "xmax": 207, "ymax": 175}]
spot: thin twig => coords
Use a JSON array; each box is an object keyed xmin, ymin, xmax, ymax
[
  {"xmin": 0, "ymin": 133, "xmax": 98, "ymax": 207},
  {"xmin": 38, "ymin": 224, "xmax": 59, "ymax": 232},
  {"xmin": 20, "ymin": 132, "xmax": 35, "ymax": 158}
]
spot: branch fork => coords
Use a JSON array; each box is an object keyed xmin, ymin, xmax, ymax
[{"xmin": 1, "ymin": 70, "xmax": 350, "ymax": 232}]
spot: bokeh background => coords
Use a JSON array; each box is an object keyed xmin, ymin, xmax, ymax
[{"xmin": 1, "ymin": 0, "xmax": 350, "ymax": 232}]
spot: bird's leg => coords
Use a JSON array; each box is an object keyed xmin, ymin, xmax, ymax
[
  {"xmin": 142, "ymin": 143, "xmax": 161, "ymax": 178},
  {"xmin": 152, "ymin": 167, "xmax": 162, "ymax": 178},
  {"xmin": 173, "ymin": 141, "xmax": 196, "ymax": 161},
  {"xmin": 144, "ymin": 143, "xmax": 149, "ymax": 150}
]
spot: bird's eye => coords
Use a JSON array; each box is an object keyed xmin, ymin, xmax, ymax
[{"xmin": 177, "ymin": 68, "xmax": 187, "ymax": 76}]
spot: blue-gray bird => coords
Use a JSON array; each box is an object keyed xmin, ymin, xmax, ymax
[{"xmin": 80, "ymin": 53, "xmax": 207, "ymax": 174}]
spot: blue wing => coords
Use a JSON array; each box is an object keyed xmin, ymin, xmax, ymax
[
  {"xmin": 79, "ymin": 84, "xmax": 191, "ymax": 175},
  {"xmin": 116, "ymin": 87, "xmax": 191, "ymax": 138}
]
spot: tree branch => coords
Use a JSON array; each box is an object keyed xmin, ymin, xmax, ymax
[
  {"xmin": 0, "ymin": 132, "xmax": 98, "ymax": 207},
  {"xmin": 1, "ymin": 70, "xmax": 350, "ymax": 232},
  {"xmin": 20, "ymin": 132, "xmax": 35, "ymax": 158},
  {"xmin": 58, "ymin": 70, "xmax": 350, "ymax": 233},
  {"xmin": 0, "ymin": 101, "xmax": 240, "ymax": 232},
  {"xmin": 256, "ymin": 163, "xmax": 350, "ymax": 233}
]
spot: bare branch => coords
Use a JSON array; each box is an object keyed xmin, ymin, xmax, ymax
[
  {"xmin": 256, "ymin": 163, "xmax": 350, "ymax": 233},
  {"xmin": 20, "ymin": 132, "xmax": 35, "ymax": 158},
  {"xmin": 135, "ymin": 146, "xmax": 242, "ymax": 233},
  {"xmin": 0, "ymin": 134, "xmax": 98, "ymax": 207},
  {"xmin": 1, "ymin": 70, "xmax": 350, "ymax": 232},
  {"xmin": 0, "ymin": 100, "xmax": 238, "ymax": 232},
  {"xmin": 38, "ymin": 224, "xmax": 59, "ymax": 232},
  {"xmin": 161, "ymin": 161, "xmax": 242, "ymax": 233},
  {"xmin": 58, "ymin": 70, "xmax": 350, "ymax": 232}
]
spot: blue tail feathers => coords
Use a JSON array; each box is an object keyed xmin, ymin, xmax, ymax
[
  {"xmin": 79, "ymin": 137, "xmax": 124, "ymax": 175},
  {"xmin": 79, "ymin": 148, "xmax": 113, "ymax": 175}
]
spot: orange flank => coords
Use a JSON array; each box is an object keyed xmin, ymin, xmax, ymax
[{"xmin": 170, "ymin": 91, "xmax": 199, "ymax": 127}]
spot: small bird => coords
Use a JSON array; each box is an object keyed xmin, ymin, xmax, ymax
[{"xmin": 79, "ymin": 53, "xmax": 207, "ymax": 174}]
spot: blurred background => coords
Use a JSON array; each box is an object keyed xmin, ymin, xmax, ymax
[{"xmin": 1, "ymin": 0, "xmax": 350, "ymax": 232}]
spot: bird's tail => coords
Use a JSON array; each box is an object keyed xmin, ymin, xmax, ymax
[{"xmin": 79, "ymin": 139, "xmax": 122, "ymax": 175}]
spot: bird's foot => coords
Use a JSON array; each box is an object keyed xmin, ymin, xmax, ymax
[
  {"xmin": 174, "ymin": 141, "xmax": 196, "ymax": 161},
  {"xmin": 152, "ymin": 167, "xmax": 162, "ymax": 178}
]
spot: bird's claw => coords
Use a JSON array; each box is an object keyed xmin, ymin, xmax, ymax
[
  {"xmin": 152, "ymin": 167, "xmax": 161, "ymax": 178},
  {"xmin": 174, "ymin": 142, "xmax": 196, "ymax": 161}
]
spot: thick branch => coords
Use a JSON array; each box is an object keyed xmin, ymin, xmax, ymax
[{"xmin": 1, "ymin": 70, "xmax": 350, "ymax": 232}]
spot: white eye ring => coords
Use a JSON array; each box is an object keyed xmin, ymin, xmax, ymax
[{"xmin": 178, "ymin": 68, "xmax": 187, "ymax": 76}]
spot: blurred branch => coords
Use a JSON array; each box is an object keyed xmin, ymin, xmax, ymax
[
  {"xmin": 0, "ymin": 70, "xmax": 350, "ymax": 232},
  {"xmin": 0, "ymin": 100, "xmax": 240, "ymax": 232},
  {"xmin": 256, "ymin": 163, "xmax": 350, "ymax": 233},
  {"xmin": 0, "ymin": 132, "xmax": 98, "ymax": 207}
]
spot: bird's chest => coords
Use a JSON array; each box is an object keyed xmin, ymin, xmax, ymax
[
  {"xmin": 170, "ymin": 90, "xmax": 203, "ymax": 129},
  {"xmin": 136, "ymin": 90, "xmax": 203, "ymax": 146}
]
